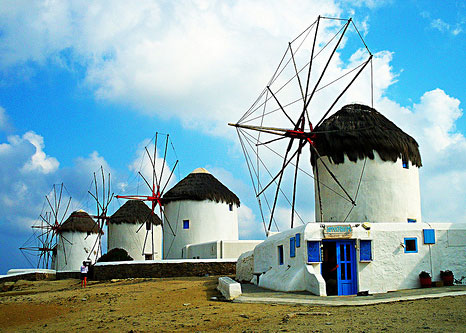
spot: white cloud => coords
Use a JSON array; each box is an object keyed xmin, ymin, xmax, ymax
[
  {"xmin": 0, "ymin": 0, "xmax": 343, "ymax": 137},
  {"xmin": 238, "ymin": 205, "xmax": 264, "ymax": 239},
  {"xmin": 375, "ymin": 89, "xmax": 466, "ymax": 223},
  {"xmin": 408, "ymin": 90, "xmax": 465, "ymax": 222},
  {"xmin": 0, "ymin": 132, "xmax": 58, "ymax": 232},
  {"xmin": 0, "ymin": 131, "xmax": 120, "ymax": 235},
  {"xmin": 342, "ymin": 0, "xmax": 393, "ymax": 8},
  {"xmin": 452, "ymin": 27, "xmax": 463, "ymax": 35},
  {"xmin": 20, "ymin": 131, "xmax": 59, "ymax": 174},
  {"xmin": 74, "ymin": 151, "xmax": 112, "ymax": 175},
  {"xmin": 0, "ymin": 106, "xmax": 7, "ymax": 130},
  {"xmin": 431, "ymin": 18, "xmax": 450, "ymax": 32},
  {"xmin": 421, "ymin": 14, "xmax": 464, "ymax": 36},
  {"xmin": 413, "ymin": 89, "xmax": 463, "ymax": 153},
  {"xmin": 0, "ymin": 0, "xmax": 465, "ymax": 231}
]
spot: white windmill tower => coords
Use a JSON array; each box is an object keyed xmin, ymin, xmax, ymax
[
  {"xmin": 162, "ymin": 168, "xmax": 240, "ymax": 259},
  {"xmin": 108, "ymin": 200, "xmax": 163, "ymax": 260},
  {"xmin": 55, "ymin": 210, "xmax": 102, "ymax": 271},
  {"xmin": 311, "ymin": 103, "xmax": 422, "ymax": 223}
]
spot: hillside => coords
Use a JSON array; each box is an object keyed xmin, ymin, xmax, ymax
[{"xmin": 1, "ymin": 277, "xmax": 466, "ymax": 332}]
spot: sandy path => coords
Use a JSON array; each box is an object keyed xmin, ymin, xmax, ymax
[{"xmin": 1, "ymin": 277, "xmax": 466, "ymax": 332}]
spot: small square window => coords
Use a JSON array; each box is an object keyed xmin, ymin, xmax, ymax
[
  {"xmin": 402, "ymin": 158, "xmax": 409, "ymax": 169},
  {"xmin": 290, "ymin": 237, "xmax": 296, "ymax": 258},
  {"xmin": 278, "ymin": 245, "xmax": 284, "ymax": 265},
  {"xmin": 404, "ymin": 238, "xmax": 418, "ymax": 253},
  {"xmin": 360, "ymin": 240, "xmax": 372, "ymax": 261},
  {"xmin": 295, "ymin": 233, "xmax": 301, "ymax": 248},
  {"xmin": 423, "ymin": 229, "xmax": 435, "ymax": 244},
  {"xmin": 229, "ymin": 203, "xmax": 233, "ymax": 211},
  {"xmin": 307, "ymin": 241, "xmax": 321, "ymax": 263},
  {"xmin": 407, "ymin": 218, "xmax": 417, "ymax": 223},
  {"xmin": 183, "ymin": 220, "xmax": 190, "ymax": 229}
]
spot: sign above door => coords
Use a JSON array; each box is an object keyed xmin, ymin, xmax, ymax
[{"xmin": 323, "ymin": 225, "xmax": 353, "ymax": 239}]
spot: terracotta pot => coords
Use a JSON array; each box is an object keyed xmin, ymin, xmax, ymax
[
  {"xmin": 420, "ymin": 276, "xmax": 432, "ymax": 288},
  {"xmin": 441, "ymin": 275, "xmax": 454, "ymax": 286}
]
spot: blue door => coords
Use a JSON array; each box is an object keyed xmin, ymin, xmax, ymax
[{"xmin": 336, "ymin": 240, "xmax": 357, "ymax": 295}]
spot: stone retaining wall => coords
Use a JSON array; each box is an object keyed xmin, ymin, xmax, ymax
[
  {"xmin": 56, "ymin": 271, "xmax": 81, "ymax": 280},
  {"xmin": 0, "ymin": 272, "xmax": 55, "ymax": 283},
  {"xmin": 93, "ymin": 261, "xmax": 236, "ymax": 280}
]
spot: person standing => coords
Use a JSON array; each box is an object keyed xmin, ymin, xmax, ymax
[{"xmin": 80, "ymin": 261, "xmax": 89, "ymax": 288}]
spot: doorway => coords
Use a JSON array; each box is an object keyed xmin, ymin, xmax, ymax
[{"xmin": 322, "ymin": 240, "xmax": 357, "ymax": 296}]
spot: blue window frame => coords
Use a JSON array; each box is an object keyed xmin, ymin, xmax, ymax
[
  {"xmin": 359, "ymin": 240, "xmax": 372, "ymax": 261},
  {"xmin": 423, "ymin": 229, "xmax": 435, "ymax": 244},
  {"xmin": 295, "ymin": 233, "xmax": 301, "ymax": 247},
  {"xmin": 278, "ymin": 245, "xmax": 284, "ymax": 265},
  {"xmin": 307, "ymin": 241, "xmax": 321, "ymax": 262},
  {"xmin": 290, "ymin": 237, "xmax": 296, "ymax": 258},
  {"xmin": 183, "ymin": 220, "xmax": 190, "ymax": 229},
  {"xmin": 402, "ymin": 158, "xmax": 409, "ymax": 169},
  {"xmin": 404, "ymin": 238, "xmax": 418, "ymax": 253}
]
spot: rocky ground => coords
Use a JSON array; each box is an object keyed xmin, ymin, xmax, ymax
[{"xmin": 1, "ymin": 276, "xmax": 466, "ymax": 332}]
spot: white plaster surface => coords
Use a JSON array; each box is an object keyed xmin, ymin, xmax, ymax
[
  {"xmin": 252, "ymin": 225, "xmax": 326, "ymax": 294},
  {"xmin": 217, "ymin": 276, "xmax": 242, "ymax": 300},
  {"xmin": 163, "ymin": 199, "xmax": 239, "ymax": 259},
  {"xmin": 314, "ymin": 152, "xmax": 422, "ymax": 223},
  {"xmin": 245, "ymin": 222, "xmax": 466, "ymax": 296},
  {"xmin": 358, "ymin": 222, "xmax": 466, "ymax": 293},
  {"xmin": 183, "ymin": 240, "xmax": 262, "ymax": 259},
  {"xmin": 94, "ymin": 258, "xmax": 236, "ymax": 266},
  {"xmin": 234, "ymin": 289, "xmax": 466, "ymax": 306},
  {"xmin": 6, "ymin": 269, "xmax": 55, "ymax": 275},
  {"xmin": 108, "ymin": 222, "xmax": 162, "ymax": 260},
  {"xmin": 55, "ymin": 231, "xmax": 100, "ymax": 271}
]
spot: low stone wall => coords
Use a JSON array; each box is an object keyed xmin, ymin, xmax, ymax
[
  {"xmin": 93, "ymin": 260, "xmax": 236, "ymax": 280},
  {"xmin": 56, "ymin": 271, "xmax": 80, "ymax": 280},
  {"xmin": 0, "ymin": 272, "xmax": 56, "ymax": 283}
]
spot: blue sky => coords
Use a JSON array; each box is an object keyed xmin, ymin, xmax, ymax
[{"xmin": 1, "ymin": 0, "xmax": 465, "ymax": 274}]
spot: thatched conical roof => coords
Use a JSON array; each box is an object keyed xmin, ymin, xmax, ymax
[
  {"xmin": 312, "ymin": 104, "xmax": 422, "ymax": 167},
  {"xmin": 59, "ymin": 210, "xmax": 103, "ymax": 234},
  {"xmin": 162, "ymin": 168, "xmax": 240, "ymax": 206},
  {"xmin": 109, "ymin": 200, "xmax": 162, "ymax": 225}
]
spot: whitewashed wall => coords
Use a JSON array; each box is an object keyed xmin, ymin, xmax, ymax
[
  {"xmin": 183, "ymin": 240, "xmax": 262, "ymax": 259},
  {"xmin": 248, "ymin": 222, "xmax": 466, "ymax": 296},
  {"xmin": 55, "ymin": 231, "xmax": 100, "ymax": 271},
  {"xmin": 358, "ymin": 223, "xmax": 466, "ymax": 293},
  {"xmin": 252, "ymin": 225, "xmax": 328, "ymax": 295},
  {"xmin": 163, "ymin": 199, "xmax": 239, "ymax": 259},
  {"xmin": 314, "ymin": 152, "xmax": 422, "ymax": 223},
  {"xmin": 108, "ymin": 223, "xmax": 162, "ymax": 260}
]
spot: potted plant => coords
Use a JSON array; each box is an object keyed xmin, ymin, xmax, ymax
[
  {"xmin": 440, "ymin": 270, "xmax": 454, "ymax": 286},
  {"xmin": 419, "ymin": 271, "xmax": 432, "ymax": 288}
]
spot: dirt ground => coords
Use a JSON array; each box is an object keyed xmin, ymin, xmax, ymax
[{"xmin": 1, "ymin": 277, "xmax": 466, "ymax": 332}]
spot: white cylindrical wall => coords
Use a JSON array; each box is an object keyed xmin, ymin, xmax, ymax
[
  {"xmin": 163, "ymin": 200, "xmax": 239, "ymax": 259},
  {"xmin": 55, "ymin": 231, "xmax": 100, "ymax": 271},
  {"xmin": 107, "ymin": 223, "xmax": 162, "ymax": 260},
  {"xmin": 314, "ymin": 152, "xmax": 422, "ymax": 223}
]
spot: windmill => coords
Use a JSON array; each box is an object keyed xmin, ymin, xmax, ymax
[
  {"xmin": 116, "ymin": 132, "xmax": 179, "ymax": 258},
  {"xmin": 86, "ymin": 166, "xmax": 114, "ymax": 262},
  {"xmin": 229, "ymin": 16, "xmax": 374, "ymax": 235},
  {"xmin": 20, "ymin": 183, "xmax": 73, "ymax": 269}
]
